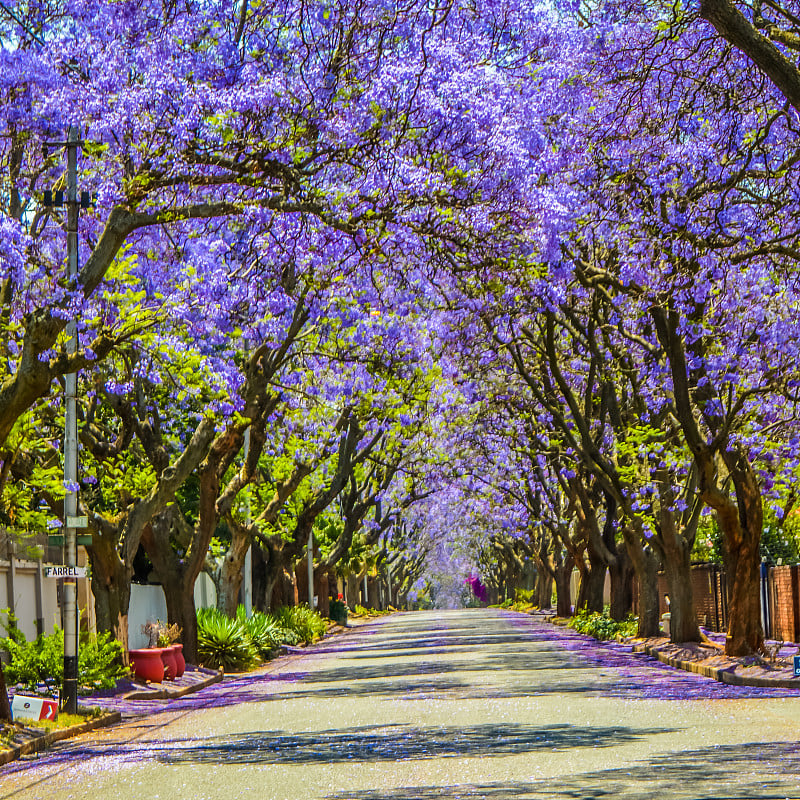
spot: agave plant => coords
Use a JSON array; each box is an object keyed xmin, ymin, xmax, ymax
[
  {"xmin": 236, "ymin": 607, "xmax": 284, "ymax": 657},
  {"xmin": 196, "ymin": 607, "xmax": 257, "ymax": 671}
]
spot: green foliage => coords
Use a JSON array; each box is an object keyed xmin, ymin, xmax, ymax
[
  {"xmin": 271, "ymin": 604, "xmax": 327, "ymax": 644},
  {"xmin": 1, "ymin": 409, "xmax": 65, "ymax": 532},
  {"xmin": 515, "ymin": 588, "xmax": 535, "ymax": 603},
  {"xmin": 0, "ymin": 613, "xmax": 127, "ymax": 692},
  {"xmin": 196, "ymin": 605, "xmax": 314, "ymax": 669},
  {"xmin": 235, "ymin": 606, "xmax": 284, "ymax": 657},
  {"xmin": 79, "ymin": 632, "xmax": 129, "ymax": 691},
  {"xmin": 695, "ymin": 511, "xmax": 800, "ymax": 565},
  {"xmin": 568, "ymin": 609, "xmax": 638, "ymax": 640},
  {"xmin": 329, "ymin": 598, "xmax": 348, "ymax": 625},
  {"xmin": 196, "ymin": 607, "xmax": 258, "ymax": 671},
  {"xmin": 760, "ymin": 511, "xmax": 800, "ymax": 565}
]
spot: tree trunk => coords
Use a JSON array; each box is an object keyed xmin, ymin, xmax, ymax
[
  {"xmin": 660, "ymin": 532, "xmax": 701, "ymax": 643},
  {"xmin": 661, "ymin": 551, "xmax": 698, "ymax": 643},
  {"xmin": 581, "ymin": 550, "xmax": 606, "ymax": 613},
  {"xmin": 608, "ymin": 545, "xmax": 634, "ymax": 622},
  {"xmin": 554, "ymin": 553, "xmax": 574, "ymax": 617},
  {"xmin": 141, "ymin": 515, "xmax": 202, "ymax": 663},
  {"xmin": 262, "ymin": 553, "xmax": 284, "ymax": 612},
  {"xmin": 574, "ymin": 558, "xmax": 589, "ymax": 611},
  {"xmin": 725, "ymin": 531, "xmax": 763, "ymax": 654},
  {"xmin": 346, "ymin": 573, "xmax": 360, "ymax": 610},
  {"xmin": 217, "ymin": 526, "xmax": 251, "ymax": 617},
  {"xmin": 0, "ymin": 663, "xmax": 12, "ymax": 722},
  {"xmin": 715, "ymin": 457, "xmax": 765, "ymax": 655},
  {"xmin": 537, "ymin": 571, "xmax": 553, "ymax": 609},
  {"xmin": 623, "ymin": 530, "xmax": 661, "ymax": 638},
  {"xmin": 88, "ymin": 535, "xmax": 131, "ymax": 660}
]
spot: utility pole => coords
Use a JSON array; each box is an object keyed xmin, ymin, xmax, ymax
[
  {"xmin": 240, "ymin": 339, "xmax": 253, "ymax": 616},
  {"xmin": 44, "ymin": 125, "xmax": 92, "ymax": 714},
  {"xmin": 307, "ymin": 529, "xmax": 314, "ymax": 608},
  {"xmin": 63, "ymin": 124, "xmax": 80, "ymax": 715},
  {"xmin": 242, "ymin": 423, "xmax": 252, "ymax": 616}
]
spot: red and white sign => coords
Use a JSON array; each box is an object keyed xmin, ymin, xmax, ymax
[{"xmin": 11, "ymin": 695, "xmax": 59, "ymax": 722}]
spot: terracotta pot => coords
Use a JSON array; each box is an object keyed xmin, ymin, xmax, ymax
[
  {"xmin": 129, "ymin": 648, "xmax": 165, "ymax": 683},
  {"xmin": 172, "ymin": 644, "xmax": 186, "ymax": 678},
  {"xmin": 161, "ymin": 646, "xmax": 178, "ymax": 680}
]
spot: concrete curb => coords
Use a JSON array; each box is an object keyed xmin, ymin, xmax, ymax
[
  {"xmin": 541, "ymin": 613, "xmax": 800, "ymax": 689},
  {"xmin": 631, "ymin": 642, "xmax": 800, "ymax": 689},
  {"xmin": 121, "ymin": 667, "xmax": 224, "ymax": 700},
  {"xmin": 0, "ymin": 711, "xmax": 122, "ymax": 767}
]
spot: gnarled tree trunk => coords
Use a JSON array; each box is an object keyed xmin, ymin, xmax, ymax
[
  {"xmin": 623, "ymin": 528, "xmax": 661, "ymax": 638},
  {"xmin": 89, "ymin": 534, "xmax": 132, "ymax": 662}
]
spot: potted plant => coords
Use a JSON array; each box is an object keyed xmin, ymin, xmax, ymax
[
  {"xmin": 329, "ymin": 594, "xmax": 348, "ymax": 626},
  {"xmin": 158, "ymin": 623, "xmax": 184, "ymax": 679},
  {"xmin": 128, "ymin": 623, "xmax": 165, "ymax": 683},
  {"xmin": 128, "ymin": 621, "xmax": 183, "ymax": 682}
]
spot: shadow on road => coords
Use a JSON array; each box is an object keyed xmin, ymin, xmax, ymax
[
  {"xmin": 149, "ymin": 722, "xmax": 675, "ymax": 766},
  {"xmin": 322, "ymin": 739, "xmax": 800, "ymax": 799}
]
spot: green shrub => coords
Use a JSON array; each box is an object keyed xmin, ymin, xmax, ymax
[
  {"xmin": 271, "ymin": 605, "xmax": 326, "ymax": 644},
  {"xmin": 568, "ymin": 609, "xmax": 638, "ymax": 640},
  {"xmin": 196, "ymin": 607, "xmax": 257, "ymax": 671},
  {"xmin": 272, "ymin": 624, "xmax": 301, "ymax": 646},
  {"xmin": 0, "ymin": 613, "xmax": 127, "ymax": 693},
  {"xmin": 329, "ymin": 598, "xmax": 348, "ymax": 625},
  {"xmin": 78, "ymin": 631, "xmax": 129, "ymax": 690},
  {"xmin": 236, "ymin": 606, "xmax": 283, "ymax": 657},
  {"xmin": 515, "ymin": 589, "xmax": 535, "ymax": 603}
]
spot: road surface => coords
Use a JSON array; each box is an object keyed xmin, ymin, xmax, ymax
[{"xmin": 2, "ymin": 609, "xmax": 799, "ymax": 799}]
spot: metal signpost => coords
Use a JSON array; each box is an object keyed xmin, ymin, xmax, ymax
[{"xmin": 43, "ymin": 125, "xmax": 93, "ymax": 715}]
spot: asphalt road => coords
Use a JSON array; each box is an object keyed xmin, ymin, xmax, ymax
[{"xmin": 2, "ymin": 609, "xmax": 800, "ymax": 799}]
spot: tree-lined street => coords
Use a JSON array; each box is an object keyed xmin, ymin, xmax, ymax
[{"xmin": 3, "ymin": 611, "xmax": 799, "ymax": 800}]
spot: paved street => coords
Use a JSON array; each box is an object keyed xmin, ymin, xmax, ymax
[{"xmin": 2, "ymin": 609, "xmax": 800, "ymax": 799}]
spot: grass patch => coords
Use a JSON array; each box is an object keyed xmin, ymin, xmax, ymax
[{"xmin": 1, "ymin": 706, "xmax": 105, "ymax": 749}]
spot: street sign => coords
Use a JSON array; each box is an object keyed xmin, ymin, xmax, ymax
[
  {"xmin": 48, "ymin": 534, "xmax": 93, "ymax": 547},
  {"xmin": 11, "ymin": 695, "xmax": 58, "ymax": 722},
  {"xmin": 66, "ymin": 515, "xmax": 88, "ymax": 528},
  {"xmin": 794, "ymin": 655, "xmax": 800, "ymax": 678},
  {"xmin": 45, "ymin": 565, "xmax": 87, "ymax": 579}
]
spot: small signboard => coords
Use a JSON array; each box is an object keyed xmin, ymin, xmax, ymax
[
  {"xmin": 11, "ymin": 695, "xmax": 58, "ymax": 722},
  {"xmin": 794, "ymin": 655, "xmax": 800, "ymax": 678},
  {"xmin": 66, "ymin": 515, "xmax": 88, "ymax": 528},
  {"xmin": 45, "ymin": 565, "xmax": 87, "ymax": 579}
]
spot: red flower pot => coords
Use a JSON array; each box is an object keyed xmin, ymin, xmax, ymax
[
  {"xmin": 161, "ymin": 646, "xmax": 178, "ymax": 680},
  {"xmin": 172, "ymin": 644, "xmax": 185, "ymax": 678},
  {"xmin": 129, "ymin": 649, "xmax": 165, "ymax": 683}
]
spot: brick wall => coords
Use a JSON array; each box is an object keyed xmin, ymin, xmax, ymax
[
  {"xmin": 632, "ymin": 564, "xmax": 728, "ymax": 632},
  {"xmin": 769, "ymin": 565, "xmax": 800, "ymax": 642}
]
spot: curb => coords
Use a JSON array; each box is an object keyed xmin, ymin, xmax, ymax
[
  {"xmin": 0, "ymin": 711, "xmax": 122, "ymax": 767},
  {"xmin": 540, "ymin": 612, "xmax": 800, "ymax": 689},
  {"xmin": 631, "ymin": 642, "xmax": 800, "ymax": 689},
  {"xmin": 121, "ymin": 667, "xmax": 224, "ymax": 700}
]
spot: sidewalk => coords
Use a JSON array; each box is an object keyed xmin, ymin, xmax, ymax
[{"xmin": 541, "ymin": 612, "xmax": 800, "ymax": 690}]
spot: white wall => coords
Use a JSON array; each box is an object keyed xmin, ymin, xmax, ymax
[
  {"xmin": 127, "ymin": 574, "xmax": 217, "ymax": 649},
  {"xmin": 194, "ymin": 572, "xmax": 217, "ymax": 612},
  {"xmin": 0, "ymin": 559, "xmax": 60, "ymax": 640},
  {"xmin": 128, "ymin": 584, "xmax": 169, "ymax": 649}
]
